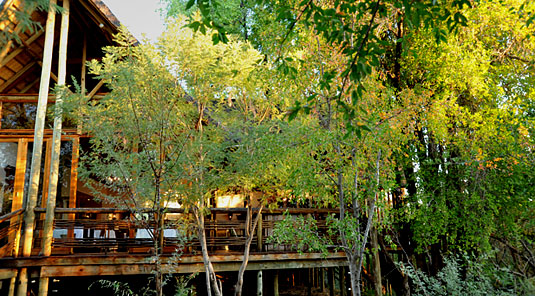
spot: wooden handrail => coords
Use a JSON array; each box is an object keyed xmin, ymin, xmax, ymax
[
  {"xmin": 33, "ymin": 207, "xmax": 339, "ymax": 215},
  {"xmin": 0, "ymin": 208, "xmax": 24, "ymax": 223}
]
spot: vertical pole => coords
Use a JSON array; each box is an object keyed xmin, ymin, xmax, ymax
[
  {"xmin": 339, "ymin": 266, "xmax": 346, "ymax": 296},
  {"xmin": 273, "ymin": 271, "xmax": 279, "ymax": 296},
  {"xmin": 307, "ymin": 268, "xmax": 312, "ymax": 296},
  {"xmin": 38, "ymin": 274, "xmax": 49, "ymax": 296},
  {"xmin": 256, "ymin": 212, "xmax": 262, "ymax": 252},
  {"xmin": 10, "ymin": 139, "xmax": 28, "ymax": 257},
  {"xmin": 16, "ymin": 268, "xmax": 28, "ymax": 296},
  {"xmin": 328, "ymin": 268, "xmax": 334, "ymax": 296},
  {"xmin": 67, "ymin": 137, "xmax": 79, "ymax": 239},
  {"xmin": 7, "ymin": 270, "xmax": 18, "ymax": 296},
  {"xmin": 320, "ymin": 268, "xmax": 325, "ymax": 292},
  {"xmin": 21, "ymin": 0, "xmax": 57, "ymax": 257},
  {"xmin": 41, "ymin": 0, "xmax": 69, "ymax": 257},
  {"xmin": 80, "ymin": 33, "xmax": 87, "ymax": 94},
  {"xmin": 19, "ymin": 1, "xmax": 56, "ymax": 295},
  {"xmin": 256, "ymin": 270, "xmax": 263, "ymax": 296}
]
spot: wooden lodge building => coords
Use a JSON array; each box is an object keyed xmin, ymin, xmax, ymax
[{"xmin": 0, "ymin": 1, "xmax": 348, "ymax": 295}]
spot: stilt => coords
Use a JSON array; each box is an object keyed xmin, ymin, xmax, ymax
[
  {"xmin": 257, "ymin": 270, "xmax": 263, "ymax": 296},
  {"xmin": 320, "ymin": 267, "xmax": 325, "ymax": 292},
  {"xmin": 38, "ymin": 277, "xmax": 49, "ymax": 296},
  {"xmin": 273, "ymin": 271, "xmax": 279, "ymax": 296},
  {"xmin": 328, "ymin": 267, "xmax": 334, "ymax": 296},
  {"xmin": 307, "ymin": 268, "xmax": 312, "ymax": 296},
  {"xmin": 339, "ymin": 266, "xmax": 346, "ymax": 296},
  {"xmin": 16, "ymin": 268, "xmax": 27, "ymax": 296},
  {"xmin": 8, "ymin": 273, "xmax": 17, "ymax": 296}
]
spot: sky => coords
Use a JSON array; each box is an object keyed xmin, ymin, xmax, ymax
[{"xmin": 103, "ymin": 0, "xmax": 167, "ymax": 42}]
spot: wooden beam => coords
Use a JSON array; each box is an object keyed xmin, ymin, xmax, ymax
[
  {"xmin": 37, "ymin": 257, "xmax": 347, "ymax": 277},
  {"xmin": 0, "ymin": 61, "xmax": 37, "ymax": 92},
  {"xmin": 19, "ymin": 79, "xmax": 39, "ymax": 93},
  {"xmin": 0, "ymin": 269, "xmax": 17, "ymax": 280},
  {"xmin": 1, "ymin": 252, "xmax": 348, "ymax": 268},
  {"xmin": 87, "ymin": 79, "xmax": 104, "ymax": 99},
  {"xmin": 0, "ymin": 28, "xmax": 44, "ymax": 68},
  {"xmin": 81, "ymin": 33, "xmax": 87, "ymax": 94},
  {"xmin": 0, "ymin": 94, "xmax": 105, "ymax": 103}
]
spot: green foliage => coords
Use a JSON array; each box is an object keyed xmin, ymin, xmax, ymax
[
  {"xmin": 0, "ymin": 0, "xmax": 55, "ymax": 47},
  {"xmin": 401, "ymin": 255, "xmax": 535, "ymax": 296},
  {"xmin": 89, "ymin": 277, "xmax": 195, "ymax": 296},
  {"xmin": 267, "ymin": 212, "xmax": 331, "ymax": 256}
]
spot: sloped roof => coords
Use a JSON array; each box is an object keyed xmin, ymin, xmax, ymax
[{"xmin": 0, "ymin": 0, "xmax": 123, "ymax": 96}]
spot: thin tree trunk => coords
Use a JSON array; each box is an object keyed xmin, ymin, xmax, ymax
[
  {"xmin": 371, "ymin": 226, "xmax": 382, "ymax": 296},
  {"xmin": 196, "ymin": 209, "xmax": 222, "ymax": 296},
  {"xmin": 348, "ymin": 257, "xmax": 360, "ymax": 296},
  {"xmin": 235, "ymin": 204, "xmax": 264, "ymax": 296}
]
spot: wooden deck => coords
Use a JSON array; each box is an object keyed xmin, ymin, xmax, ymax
[{"xmin": 0, "ymin": 207, "xmax": 345, "ymax": 278}]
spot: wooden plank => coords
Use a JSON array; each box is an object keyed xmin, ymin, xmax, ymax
[
  {"xmin": 0, "ymin": 61, "xmax": 36, "ymax": 92},
  {"xmin": 0, "ymin": 268, "xmax": 17, "ymax": 280},
  {"xmin": 1, "ymin": 252, "xmax": 347, "ymax": 268},
  {"xmin": 38, "ymin": 257, "xmax": 347, "ymax": 277}
]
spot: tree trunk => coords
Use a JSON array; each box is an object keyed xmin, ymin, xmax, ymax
[
  {"xmin": 348, "ymin": 258, "xmax": 360, "ymax": 296},
  {"xmin": 371, "ymin": 226, "xmax": 382, "ymax": 296},
  {"xmin": 196, "ymin": 210, "xmax": 222, "ymax": 296},
  {"xmin": 235, "ymin": 205, "xmax": 263, "ymax": 296}
]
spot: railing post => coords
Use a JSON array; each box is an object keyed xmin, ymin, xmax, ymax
[{"xmin": 256, "ymin": 211, "xmax": 263, "ymax": 252}]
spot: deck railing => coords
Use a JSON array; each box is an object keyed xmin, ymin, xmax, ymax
[{"xmin": 3, "ymin": 207, "xmax": 338, "ymax": 257}]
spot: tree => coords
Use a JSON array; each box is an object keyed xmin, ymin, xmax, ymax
[{"xmin": 72, "ymin": 17, "xmax": 286, "ymax": 296}]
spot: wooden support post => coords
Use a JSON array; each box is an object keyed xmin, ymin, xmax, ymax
[
  {"xmin": 307, "ymin": 268, "xmax": 312, "ymax": 296},
  {"xmin": 16, "ymin": 268, "xmax": 28, "ymax": 296},
  {"xmin": 9, "ymin": 139, "xmax": 28, "ymax": 257},
  {"xmin": 320, "ymin": 267, "xmax": 325, "ymax": 292},
  {"xmin": 257, "ymin": 270, "xmax": 263, "ymax": 296},
  {"xmin": 38, "ymin": 277, "xmax": 49, "ymax": 296},
  {"xmin": 21, "ymin": 0, "xmax": 57, "ymax": 258},
  {"xmin": 328, "ymin": 267, "xmax": 334, "ymax": 296},
  {"xmin": 339, "ymin": 266, "xmax": 346, "ymax": 296},
  {"xmin": 41, "ymin": 0, "xmax": 69, "ymax": 257},
  {"xmin": 256, "ymin": 212, "xmax": 262, "ymax": 252},
  {"xmin": 67, "ymin": 137, "xmax": 79, "ymax": 237},
  {"xmin": 273, "ymin": 271, "xmax": 279, "ymax": 296},
  {"xmin": 7, "ymin": 270, "xmax": 18, "ymax": 296}
]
